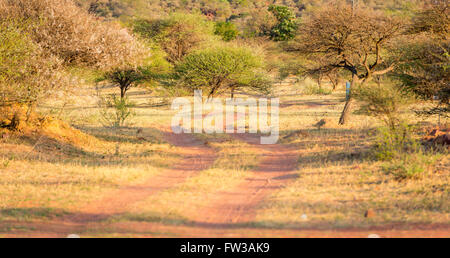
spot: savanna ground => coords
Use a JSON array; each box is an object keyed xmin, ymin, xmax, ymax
[{"xmin": 0, "ymin": 79, "xmax": 448, "ymax": 238}]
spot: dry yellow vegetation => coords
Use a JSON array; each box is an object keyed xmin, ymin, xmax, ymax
[{"xmin": 0, "ymin": 80, "xmax": 448, "ymax": 237}]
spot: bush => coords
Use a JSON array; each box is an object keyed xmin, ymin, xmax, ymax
[
  {"xmin": 99, "ymin": 94, "xmax": 136, "ymax": 128},
  {"xmin": 374, "ymin": 123, "xmax": 443, "ymax": 181},
  {"xmin": 381, "ymin": 152, "xmax": 441, "ymax": 181},
  {"xmin": 240, "ymin": 9, "xmax": 277, "ymax": 38},
  {"xmin": 214, "ymin": 21, "xmax": 239, "ymax": 41},
  {"xmin": 373, "ymin": 123, "xmax": 419, "ymax": 161},
  {"xmin": 393, "ymin": 1, "xmax": 449, "ymax": 117},
  {"xmin": 0, "ymin": 0, "xmax": 146, "ymax": 130},
  {"xmin": 0, "ymin": 0, "xmax": 144, "ymax": 69},
  {"xmin": 354, "ymin": 83, "xmax": 414, "ymax": 129},
  {"xmin": 0, "ymin": 19, "xmax": 67, "ymax": 129},
  {"xmin": 133, "ymin": 13, "xmax": 216, "ymax": 64},
  {"xmin": 99, "ymin": 67, "xmax": 149, "ymax": 99},
  {"xmin": 268, "ymin": 5, "xmax": 297, "ymax": 41}
]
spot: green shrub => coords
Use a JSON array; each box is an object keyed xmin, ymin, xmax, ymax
[
  {"xmin": 0, "ymin": 19, "xmax": 68, "ymax": 128},
  {"xmin": 133, "ymin": 13, "xmax": 216, "ymax": 64},
  {"xmin": 381, "ymin": 152, "xmax": 441, "ymax": 181},
  {"xmin": 354, "ymin": 83, "xmax": 414, "ymax": 130},
  {"xmin": 214, "ymin": 21, "xmax": 239, "ymax": 41},
  {"xmin": 99, "ymin": 67, "xmax": 149, "ymax": 99},
  {"xmin": 175, "ymin": 45, "xmax": 271, "ymax": 97},
  {"xmin": 374, "ymin": 123, "xmax": 443, "ymax": 181},
  {"xmin": 99, "ymin": 95, "xmax": 136, "ymax": 128},
  {"xmin": 373, "ymin": 123, "xmax": 419, "ymax": 161},
  {"xmin": 268, "ymin": 5, "xmax": 297, "ymax": 41}
]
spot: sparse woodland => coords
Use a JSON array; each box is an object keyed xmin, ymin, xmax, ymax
[{"xmin": 0, "ymin": 0, "xmax": 448, "ymax": 237}]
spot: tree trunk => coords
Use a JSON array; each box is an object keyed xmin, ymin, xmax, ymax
[
  {"xmin": 339, "ymin": 97, "xmax": 354, "ymax": 125},
  {"xmin": 230, "ymin": 86, "xmax": 236, "ymax": 99},
  {"xmin": 317, "ymin": 74, "xmax": 323, "ymax": 90},
  {"xmin": 339, "ymin": 73, "xmax": 357, "ymax": 125},
  {"xmin": 120, "ymin": 86, "xmax": 126, "ymax": 99}
]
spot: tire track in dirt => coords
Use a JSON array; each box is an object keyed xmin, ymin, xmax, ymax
[
  {"xmin": 64, "ymin": 128, "xmax": 217, "ymax": 224},
  {"xmin": 193, "ymin": 133, "xmax": 299, "ymax": 226}
]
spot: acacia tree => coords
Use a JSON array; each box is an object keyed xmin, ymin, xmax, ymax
[
  {"xmin": 101, "ymin": 68, "xmax": 147, "ymax": 99},
  {"xmin": 294, "ymin": 3, "xmax": 404, "ymax": 124},
  {"xmin": 175, "ymin": 46, "xmax": 271, "ymax": 98},
  {"xmin": 0, "ymin": 0, "xmax": 145, "ymax": 129},
  {"xmin": 394, "ymin": 0, "xmax": 449, "ymax": 117}
]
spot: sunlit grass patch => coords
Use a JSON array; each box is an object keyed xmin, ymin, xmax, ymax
[
  {"xmin": 0, "ymin": 208, "xmax": 70, "ymax": 222},
  {"xmin": 250, "ymin": 84, "xmax": 450, "ymax": 230},
  {"xmin": 0, "ymin": 159, "xmax": 173, "ymax": 211},
  {"xmin": 254, "ymin": 161, "xmax": 449, "ymax": 229}
]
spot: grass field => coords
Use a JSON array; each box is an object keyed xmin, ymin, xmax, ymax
[{"xmin": 0, "ymin": 80, "xmax": 448, "ymax": 237}]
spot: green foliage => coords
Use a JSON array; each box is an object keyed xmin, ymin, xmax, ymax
[
  {"xmin": 214, "ymin": 21, "xmax": 239, "ymax": 41},
  {"xmin": 373, "ymin": 123, "xmax": 419, "ymax": 161},
  {"xmin": 393, "ymin": 40, "xmax": 449, "ymax": 117},
  {"xmin": 133, "ymin": 13, "xmax": 216, "ymax": 64},
  {"xmin": 0, "ymin": 20, "xmax": 34, "ymax": 82},
  {"xmin": 304, "ymin": 85, "xmax": 332, "ymax": 95},
  {"xmin": 372, "ymin": 122, "xmax": 442, "ymax": 180},
  {"xmin": 99, "ymin": 94, "xmax": 136, "ymax": 128},
  {"xmin": 394, "ymin": 40, "xmax": 449, "ymax": 98},
  {"xmin": 372, "ymin": 121, "xmax": 443, "ymax": 180},
  {"xmin": 268, "ymin": 5, "xmax": 297, "ymax": 41},
  {"xmin": 392, "ymin": 1, "xmax": 449, "ymax": 117},
  {"xmin": 100, "ymin": 67, "xmax": 149, "ymax": 98},
  {"xmin": 175, "ymin": 45, "xmax": 271, "ymax": 97},
  {"xmin": 354, "ymin": 83, "xmax": 414, "ymax": 129},
  {"xmin": 0, "ymin": 19, "xmax": 66, "ymax": 109},
  {"xmin": 381, "ymin": 151, "xmax": 441, "ymax": 181}
]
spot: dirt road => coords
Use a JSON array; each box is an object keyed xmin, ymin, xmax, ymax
[
  {"xmin": 61, "ymin": 129, "xmax": 217, "ymax": 225},
  {"xmin": 193, "ymin": 133, "xmax": 299, "ymax": 226}
]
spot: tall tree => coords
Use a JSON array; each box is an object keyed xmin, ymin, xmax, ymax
[
  {"xmin": 293, "ymin": 3, "xmax": 404, "ymax": 124},
  {"xmin": 394, "ymin": 0, "xmax": 449, "ymax": 117}
]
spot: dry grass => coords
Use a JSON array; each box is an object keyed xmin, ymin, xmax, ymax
[
  {"xmin": 112, "ymin": 139, "xmax": 261, "ymax": 224},
  {"xmin": 0, "ymin": 86, "xmax": 181, "ymax": 221},
  {"xmin": 0, "ymin": 80, "xmax": 448, "ymax": 234},
  {"xmin": 252, "ymin": 82, "xmax": 449, "ymax": 229}
]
